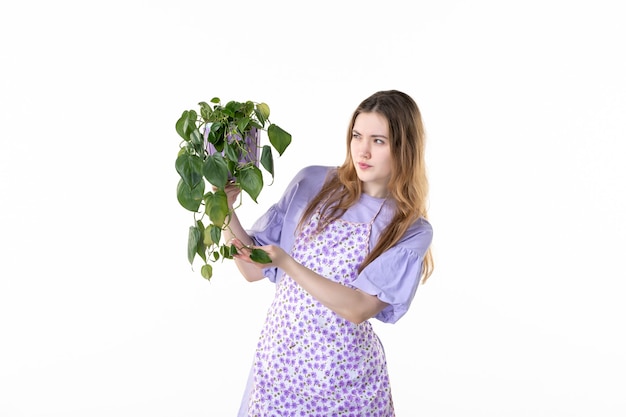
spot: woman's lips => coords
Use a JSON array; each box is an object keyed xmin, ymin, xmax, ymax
[{"xmin": 358, "ymin": 162, "xmax": 371, "ymax": 170}]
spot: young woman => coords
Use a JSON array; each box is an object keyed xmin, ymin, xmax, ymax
[{"xmin": 225, "ymin": 90, "xmax": 434, "ymax": 416}]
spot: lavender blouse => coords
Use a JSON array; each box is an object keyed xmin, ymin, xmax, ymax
[{"xmin": 248, "ymin": 165, "xmax": 433, "ymax": 324}]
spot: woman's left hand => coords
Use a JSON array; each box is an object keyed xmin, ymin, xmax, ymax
[{"xmin": 230, "ymin": 238, "xmax": 290, "ymax": 269}]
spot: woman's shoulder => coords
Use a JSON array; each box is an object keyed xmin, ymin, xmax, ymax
[
  {"xmin": 288, "ymin": 165, "xmax": 336, "ymax": 191},
  {"xmin": 292, "ymin": 165, "xmax": 336, "ymax": 182},
  {"xmin": 378, "ymin": 200, "xmax": 432, "ymax": 234},
  {"xmin": 278, "ymin": 165, "xmax": 336, "ymax": 202},
  {"xmin": 411, "ymin": 216, "xmax": 433, "ymax": 233},
  {"xmin": 393, "ymin": 216, "xmax": 433, "ymax": 254}
]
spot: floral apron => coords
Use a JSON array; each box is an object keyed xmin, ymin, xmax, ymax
[{"xmin": 246, "ymin": 204, "xmax": 394, "ymax": 416}]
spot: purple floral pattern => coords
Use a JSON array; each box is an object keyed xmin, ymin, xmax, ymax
[{"xmin": 246, "ymin": 212, "xmax": 395, "ymax": 416}]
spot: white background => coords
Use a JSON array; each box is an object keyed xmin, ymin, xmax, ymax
[{"xmin": 1, "ymin": 0, "xmax": 625, "ymax": 416}]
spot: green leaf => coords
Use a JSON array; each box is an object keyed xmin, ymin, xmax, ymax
[
  {"xmin": 177, "ymin": 179, "xmax": 204, "ymax": 212},
  {"xmin": 244, "ymin": 101, "xmax": 255, "ymax": 115},
  {"xmin": 175, "ymin": 153, "xmax": 204, "ymax": 188},
  {"xmin": 200, "ymin": 264, "xmax": 213, "ymax": 280},
  {"xmin": 238, "ymin": 165, "xmax": 263, "ymax": 202},
  {"xmin": 260, "ymin": 145, "xmax": 274, "ymax": 177},
  {"xmin": 175, "ymin": 111, "xmax": 189, "ymax": 140},
  {"xmin": 199, "ymin": 101, "xmax": 212, "ymax": 121},
  {"xmin": 203, "ymin": 153, "xmax": 229, "ymax": 188},
  {"xmin": 223, "ymin": 101, "xmax": 239, "ymax": 117},
  {"xmin": 255, "ymin": 103, "xmax": 270, "ymax": 126},
  {"xmin": 176, "ymin": 110, "xmax": 198, "ymax": 141},
  {"xmin": 187, "ymin": 225, "xmax": 202, "ymax": 264},
  {"xmin": 237, "ymin": 117, "xmax": 250, "ymax": 133},
  {"xmin": 230, "ymin": 244, "xmax": 238, "ymax": 256},
  {"xmin": 223, "ymin": 141, "xmax": 239, "ymax": 164},
  {"xmin": 203, "ymin": 224, "xmax": 214, "ymax": 246},
  {"xmin": 250, "ymin": 248, "xmax": 272, "ymax": 264},
  {"xmin": 196, "ymin": 221, "xmax": 207, "ymax": 262},
  {"xmin": 208, "ymin": 224, "xmax": 222, "ymax": 246},
  {"xmin": 189, "ymin": 127, "xmax": 203, "ymax": 146},
  {"xmin": 249, "ymin": 119, "xmax": 263, "ymax": 130},
  {"xmin": 210, "ymin": 121, "xmax": 223, "ymax": 135},
  {"xmin": 205, "ymin": 190, "xmax": 229, "ymax": 227},
  {"xmin": 220, "ymin": 244, "xmax": 232, "ymax": 259},
  {"xmin": 268, "ymin": 124, "xmax": 291, "ymax": 156}
]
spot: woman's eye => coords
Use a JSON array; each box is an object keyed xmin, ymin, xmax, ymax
[{"xmin": 374, "ymin": 139, "xmax": 385, "ymax": 144}]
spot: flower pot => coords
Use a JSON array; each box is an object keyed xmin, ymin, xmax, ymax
[{"xmin": 204, "ymin": 125, "xmax": 261, "ymax": 180}]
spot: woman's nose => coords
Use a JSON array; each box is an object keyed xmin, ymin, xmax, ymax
[{"xmin": 358, "ymin": 141, "xmax": 371, "ymax": 158}]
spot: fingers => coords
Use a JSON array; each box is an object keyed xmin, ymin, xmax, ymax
[
  {"xmin": 229, "ymin": 239, "xmax": 265, "ymax": 266},
  {"xmin": 223, "ymin": 184, "xmax": 242, "ymax": 207},
  {"xmin": 231, "ymin": 244, "xmax": 258, "ymax": 266},
  {"xmin": 229, "ymin": 238, "xmax": 246, "ymax": 251},
  {"xmin": 230, "ymin": 238, "xmax": 253, "ymax": 259},
  {"xmin": 213, "ymin": 183, "xmax": 240, "ymax": 193}
]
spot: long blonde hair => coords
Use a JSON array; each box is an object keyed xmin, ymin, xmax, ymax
[{"xmin": 299, "ymin": 90, "xmax": 434, "ymax": 283}]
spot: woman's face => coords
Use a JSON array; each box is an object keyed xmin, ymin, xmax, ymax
[{"xmin": 350, "ymin": 112, "xmax": 393, "ymax": 198}]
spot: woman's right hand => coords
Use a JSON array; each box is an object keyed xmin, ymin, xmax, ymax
[{"xmin": 223, "ymin": 183, "xmax": 242, "ymax": 209}]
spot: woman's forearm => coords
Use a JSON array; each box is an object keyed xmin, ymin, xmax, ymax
[
  {"xmin": 224, "ymin": 212, "xmax": 264, "ymax": 282},
  {"xmin": 279, "ymin": 257, "xmax": 387, "ymax": 324},
  {"xmin": 223, "ymin": 211, "xmax": 253, "ymax": 246}
]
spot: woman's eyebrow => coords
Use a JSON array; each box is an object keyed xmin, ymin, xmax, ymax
[{"xmin": 352, "ymin": 129, "xmax": 388, "ymax": 139}]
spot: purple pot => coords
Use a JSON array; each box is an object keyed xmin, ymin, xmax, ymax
[{"xmin": 204, "ymin": 125, "xmax": 261, "ymax": 179}]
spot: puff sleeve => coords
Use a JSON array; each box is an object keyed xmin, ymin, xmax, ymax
[
  {"xmin": 248, "ymin": 165, "xmax": 331, "ymax": 282},
  {"xmin": 351, "ymin": 220, "xmax": 433, "ymax": 323},
  {"xmin": 248, "ymin": 204, "xmax": 285, "ymax": 282}
]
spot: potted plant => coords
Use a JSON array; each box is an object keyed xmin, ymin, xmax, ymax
[{"xmin": 175, "ymin": 98, "xmax": 292, "ymax": 280}]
